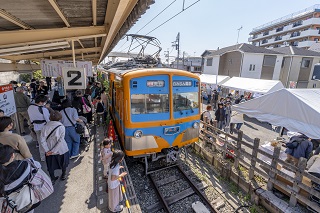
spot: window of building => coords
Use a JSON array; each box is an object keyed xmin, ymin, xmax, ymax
[
  {"xmin": 292, "ymin": 20, "xmax": 303, "ymax": 27},
  {"xmin": 206, "ymin": 58, "xmax": 213, "ymax": 66},
  {"xmin": 314, "ymin": 38, "xmax": 319, "ymax": 42},
  {"xmin": 249, "ymin": 64, "xmax": 256, "ymax": 71},
  {"xmin": 262, "ymin": 39, "xmax": 268, "ymax": 44},
  {"xmin": 263, "ymin": 31, "xmax": 269, "ymax": 36},
  {"xmin": 263, "ymin": 55, "xmax": 276, "ymax": 66},
  {"xmin": 276, "ymin": 27, "xmax": 284, "ymax": 32},
  {"xmin": 275, "ymin": 36, "xmax": 282, "ymax": 41},
  {"xmin": 281, "ymin": 58, "xmax": 285, "ymax": 68},
  {"xmin": 291, "ymin": 31, "xmax": 301, "ymax": 37},
  {"xmin": 301, "ymin": 58, "xmax": 311, "ymax": 68}
]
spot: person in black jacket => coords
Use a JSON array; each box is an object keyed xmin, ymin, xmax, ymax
[
  {"xmin": 215, "ymin": 103, "xmax": 226, "ymax": 130},
  {"xmin": 0, "ymin": 145, "xmax": 41, "ymax": 212},
  {"xmin": 95, "ymin": 96, "xmax": 105, "ymax": 126}
]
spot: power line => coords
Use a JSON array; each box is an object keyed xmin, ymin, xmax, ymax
[
  {"xmin": 146, "ymin": 0, "xmax": 201, "ymax": 35},
  {"xmin": 136, "ymin": 0, "xmax": 177, "ymax": 34},
  {"xmin": 116, "ymin": 40, "xmax": 128, "ymax": 52},
  {"xmin": 120, "ymin": 0, "xmax": 201, "ymax": 53}
]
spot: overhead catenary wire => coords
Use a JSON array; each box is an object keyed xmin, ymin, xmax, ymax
[
  {"xmin": 136, "ymin": 0, "xmax": 177, "ymax": 34},
  {"xmin": 120, "ymin": 0, "xmax": 201, "ymax": 53},
  {"xmin": 145, "ymin": 0, "xmax": 201, "ymax": 35}
]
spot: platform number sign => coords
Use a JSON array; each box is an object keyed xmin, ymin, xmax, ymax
[{"xmin": 62, "ymin": 67, "xmax": 86, "ymax": 89}]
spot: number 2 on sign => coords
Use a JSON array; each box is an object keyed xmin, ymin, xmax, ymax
[{"xmin": 67, "ymin": 71, "xmax": 82, "ymax": 86}]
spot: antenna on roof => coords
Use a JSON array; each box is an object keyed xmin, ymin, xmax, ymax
[{"xmin": 236, "ymin": 26, "xmax": 243, "ymax": 44}]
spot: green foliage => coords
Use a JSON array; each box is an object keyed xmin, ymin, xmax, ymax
[
  {"xmin": 19, "ymin": 73, "xmax": 32, "ymax": 83},
  {"xmin": 229, "ymin": 182, "xmax": 240, "ymax": 195},
  {"xmin": 33, "ymin": 70, "xmax": 44, "ymax": 80},
  {"xmin": 102, "ymin": 80, "xmax": 109, "ymax": 92}
]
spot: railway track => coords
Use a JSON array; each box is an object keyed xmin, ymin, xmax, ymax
[{"xmin": 146, "ymin": 164, "xmax": 217, "ymax": 213}]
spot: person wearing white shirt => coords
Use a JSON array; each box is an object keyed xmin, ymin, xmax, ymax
[
  {"xmin": 60, "ymin": 99, "xmax": 83, "ymax": 159},
  {"xmin": 40, "ymin": 111, "xmax": 69, "ymax": 184},
  {"xmin": 27, "ymin": 95, "xmax": 50, "ymax": 162}
]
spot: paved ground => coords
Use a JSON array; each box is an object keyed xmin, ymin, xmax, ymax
[{"xmin": 25, "ymin": 130, "xmax": 98, "ymax": 213}]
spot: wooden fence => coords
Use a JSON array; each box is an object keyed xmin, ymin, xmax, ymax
[{"xmin": 198, "ymin": 118, "xmax": 320, "ymax": 212}]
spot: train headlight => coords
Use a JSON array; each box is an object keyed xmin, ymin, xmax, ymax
[
  {"xmin": 193, "ymin": 122, "xmax": 199, "ymax": 129},
  {"xmin": 133, "ymin": 130, "xmax": 143, "ymax": 139}
]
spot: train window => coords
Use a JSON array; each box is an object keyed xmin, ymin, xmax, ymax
[
  {"xmin": 131, "ymin": 94, "xmax": 169, "ymax": 114},
  {"xmin": 173, "ymin": 92, "xmax": 199, "ymax": 112}
]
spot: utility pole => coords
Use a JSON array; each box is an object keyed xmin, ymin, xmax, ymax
[
  {"xmin": 236, "ymin": 26, "xmax": 243, "ymax": 44},
  {"xmin": 164, "ymin": 49, "xmax": 170, "ymax": 67},
  {"xmin": 172, "ymin": 32, "xmax": 180, "ymax": 68}
]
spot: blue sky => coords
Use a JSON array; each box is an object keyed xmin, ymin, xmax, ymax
[{"xmin": 112, "ymin": 0, "xmax": 320, "ymax": 61}]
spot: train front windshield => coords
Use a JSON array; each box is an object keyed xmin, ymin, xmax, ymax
[{"xmin": 173, "ymin": 92, "xmax": 199, "ymax": 112}]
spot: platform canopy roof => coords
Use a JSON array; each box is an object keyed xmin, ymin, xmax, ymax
[
  {"xmin": 232, "ymin": 89, "xmax": 320, "ymax": 139},
  {"xmin": 199, "ymin": 74, "xmax": 230, "ymax": 86},
  {"xmin": 222, "ymin": 77, "xmax": 284, "ymax": 94},
  {"xmin": 0, "ymin": 0, "xmax": 154, "ymax": 72}
]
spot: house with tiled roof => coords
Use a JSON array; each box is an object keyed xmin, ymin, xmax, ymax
[
  {"xmin": 273, "ymin": 46, "xmax": 320, "ymax": 88},
  {"xmin": 202, "ymin": 43, "xmax": 283, "ymax": 80},
  {"xmin": 201, "ymin": 43, "xmax": 320, "ymax": 88}
]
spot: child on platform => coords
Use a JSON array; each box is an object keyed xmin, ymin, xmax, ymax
[
  {"xmin": 95, "ymin": 96, "xmax": 105, "ymax": 126},
  {"xmin": 101, "ymin": 138, "xmax": 113, "ymax": 179},
  {"xmin": 108, "ymin": 150, "xmax": 127, "ymax": 213}
]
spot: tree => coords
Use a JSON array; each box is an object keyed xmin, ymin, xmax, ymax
[
  {"xmin": 33, "ymin": 70, "xmax": 44, "ymax": 80},
  {"xmin": 19, "ymin": 73, "xmax": 32, "ymax": 82}
]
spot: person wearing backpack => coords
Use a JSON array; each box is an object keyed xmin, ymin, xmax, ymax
[
  {"xmin": 0, "ymin": 145, "xmax": 41, "ymax": 213},
  {"xmin": 28, "ymin": 95, "xmax": 50, "ymax": 162},
  {"xmin": 285, "ymin": 134, "xmax": 313, "ymax": 166},
  {"xmin": 40, "ymin": 111, "xmax": 69, "ymax": 185}
]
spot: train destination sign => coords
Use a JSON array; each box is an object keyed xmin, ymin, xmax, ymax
[
  {"xmin": 173, "ymin": 80, "xmax": 192, "ymax": 87},
  {"xmin": 147, "ymin": 80, "xmax": 165, "ymax": 87}
]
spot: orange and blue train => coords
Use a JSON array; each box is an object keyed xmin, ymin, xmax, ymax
[{"xmin": 107, "ymin": 68, "xmax": 200, "ymax": 166}]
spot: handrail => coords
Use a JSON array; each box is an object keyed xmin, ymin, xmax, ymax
[
  {"xmin": 251, "ymin": 4, "xmax": 320, "ymax": 33},
  {"xmin": 199, "ymin": 119, "xmax": 320, "ymax": 210}
]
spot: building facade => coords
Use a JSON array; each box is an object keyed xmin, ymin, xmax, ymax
[
  {"xmin": 273, "ymin": 46, "xmax": 320, "ymax": 88},
  {"xmin": 249, "ymin": 4, "xmax": 320, "ymax": 49},
  {"xmin": 202, "ymin": 43, "xmax": 283, "ymax": 80},
  {"xmin": 202, "ymin": 43, "xmax": 320, "ymax": 88},
  {"xmin": 170, "ymin": 57, "xmax": 202, "ymax": 73}
]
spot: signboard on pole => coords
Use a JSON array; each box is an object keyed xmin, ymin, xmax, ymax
[
  {"xmin": 41, "ymin": 60, "xmax": 93, "ymax": 77},
  {"xmin": 0, "ymin": 84, "xmax": 16, "ymax": 116},
  {"xmin": 62, "ymin": 67, "xmax": 86, "ymax": 90}
]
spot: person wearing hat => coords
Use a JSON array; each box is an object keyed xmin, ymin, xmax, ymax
[
  {"xmin": 215, "ymin": 103, "xmax": 226, "ymax": 130},
  {"xmin": 37, "ymin": 80, "xmax": 48, "ymax": 96}
]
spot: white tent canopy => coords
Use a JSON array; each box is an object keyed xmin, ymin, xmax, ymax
[
  {"xmin": 200, "ymin": 74, "xmax": 230, "ymax": 86},
  {"xmin": 222, "ymin": 77, "xmax": 284, "ymax": 94},
  {"xmin": 232, "ymin": 89, "xmax": 320, "ymax": 139}
]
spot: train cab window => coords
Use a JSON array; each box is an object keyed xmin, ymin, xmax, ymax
[
  {"xmin": 173, "ymin": 92, "xmax": 199, "ymax": 112},
  {"xmin": 131, "ymin": 94, "xmax": 169, "ymax": 114}
]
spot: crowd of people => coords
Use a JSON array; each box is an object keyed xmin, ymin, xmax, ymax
[
  {"xmin": 202, "ymin": 87, "xmax": 246, "ymax": 134},
  {"xmin": 0, "ymin": 78, "xmax": 115, "ymax": 212},
  {"xmin": 202, "ymin": 85, "xmax": 320, "ymax": 186}
]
